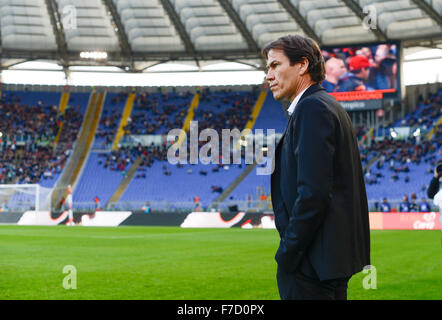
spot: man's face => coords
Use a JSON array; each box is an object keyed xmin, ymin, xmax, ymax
[
  {"xmin": 359, "ymin": 67, "xmax": 370, "ymax": 80},
  {"xmin": 360, "ymin": 47, "xmax": 372, "ymax": 59},
  {"xmin": 265, "ymin": 49, "xmax": 300, "ymax": 102},
  {"xmin": 335, "ymin": 59, "xmax": 347, "ymax": 78},
  {"xmin": 375, "ymin": 45, "xmax": 389, "ymax": 63},
  {"xmin": 327, "ymin": 58, "xmax": 347, "ymax": 79}
]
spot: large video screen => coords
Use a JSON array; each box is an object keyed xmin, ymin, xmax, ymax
[{"xmin": 321, "ymin": 43, "xmax": 400, "ymax": 101}]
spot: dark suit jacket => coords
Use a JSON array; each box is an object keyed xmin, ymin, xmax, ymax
[
  {"xmin": 271, "ymin": 84, "xmax": 371, "ymax": 281},
  {"xmin": 427, "ymin": 176, "xmax": 440, "ymax": 199}
]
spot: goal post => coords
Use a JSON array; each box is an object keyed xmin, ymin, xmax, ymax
[{"xmin": 0, "ymin": 184, "xmax": 53, "ymax": 212}]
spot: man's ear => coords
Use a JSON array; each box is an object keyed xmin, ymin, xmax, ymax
[{"xmin": 299, "ymin": 57, "xmax": 309, "ymax": 76}]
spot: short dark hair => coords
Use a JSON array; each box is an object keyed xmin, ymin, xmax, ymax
[{"xmin": 262, "ymin": 35, "xmax": 326, "ymax": 83}]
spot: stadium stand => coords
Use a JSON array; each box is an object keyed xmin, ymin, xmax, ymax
[
  {"xmin": 93, "ymin": 92, "xmax": 127, "ymax": 149},
  {"xmin": 252, "ymin": 91, "xmax": 287, "ymax": 133},
  {"xmin": 72, "ymin": 90, "xmax": 192, "ymax": 207},
  {"xmin": 126, "ymin": 91, "xmax": 192, "ymax": 135},
  {"xmin": 114, "ymin": 87, "xmax": 261, "ymax": 209},
  {"xmin": 0, "ymin": 90, "xmax": 89, "ymax": 210},
  {"xmin": 219, "ymin": 87, "xmax": 442, "ymax": 211},
  {"xmin": 0, "ymin": 90, "xmax": 85, "ymax": 188},
  {"xmin": 362, "ymin": 89, "xmax": 442, "ymax": 209},
  {"xmin": 70, "ymin": 87, "xmax": 261, "ymax": 209},
  {"xmin": 0, "ymin": 85, "xmax": 440, "ymax": 212}
]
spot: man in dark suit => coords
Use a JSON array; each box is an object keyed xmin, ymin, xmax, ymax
[
  {"xmin": 263, "ymin": 35, "xmax": 371, "ymax": 300},
  {"xmin": 427, "ymin": 161, "xmax": 442, "ymax": 199}
]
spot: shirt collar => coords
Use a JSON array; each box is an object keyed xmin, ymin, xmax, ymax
[{"xmin": 287, "ymin": 85, "xmax": 311, "ymax": 116}]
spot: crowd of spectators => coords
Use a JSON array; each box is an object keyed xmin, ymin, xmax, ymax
[
  {"xmin": 1, "ymin": 85, "xmax": 439, "ymax": 211},
  {"xmin": 98, "ymin": 142, "xmax": 170, "ymax": 178},
  {"xmin": 361, "ymin": 136, "xmax": 439, "ymax": 186},
  {"xmin": 378, "ymin": 194, "xmax": 432, "ymax": 213},
  {"xmin": 123, "ymin": 91, "xmax": 192, "ymax": 136},
  {"xmin": 0, "ymin": 93, "xmax": 59, "ymax": 144},
  {"xmin": 98, "ymin": 88, "xmax": 260, "ymax": 173},
  {"xmin": 360, "ymin": 89, "xmax": 442, "ymax": 210},
  {"xmin": 195, "ymin": 88, "xmax": 257, "ymax": 135},
  {"xmin": 322, "ymin": 44, "xmax": 398, "ymax": 93},
  {"xmin": 95, "ymin": 92, "xmax": 128, "ymax": 148},
  {"xmin": 399, "ymin": 93, "xmax": 441, "ymax": 128},
  {"xmin": 94, "ymin": 88, "xmax": 261, "ymax": 204},
  {"xmin": 0, "ymin": 92, "xmax": 83, "ymax": 184},
  {"xmin": 56, "ymin": 104, "xmax": 83, "ymax": 151}
]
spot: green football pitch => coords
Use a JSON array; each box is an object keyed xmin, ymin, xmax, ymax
[{"xmin": 0, "ymin": 225, "xmax": 440, "ymax": 300}]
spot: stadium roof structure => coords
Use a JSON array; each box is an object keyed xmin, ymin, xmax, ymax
[{"xmin": 0, "ymin": 0, "xmax": 441, "ymax": 73}]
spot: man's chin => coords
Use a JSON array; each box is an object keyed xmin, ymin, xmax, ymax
[{"xmin": 271, "ymin": 91, "xmax": 283, "ymax": 101}]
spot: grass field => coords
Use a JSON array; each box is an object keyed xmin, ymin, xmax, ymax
[{"xmin": 0, "ymin": 225, "xmax": 441, "ymax": 300}]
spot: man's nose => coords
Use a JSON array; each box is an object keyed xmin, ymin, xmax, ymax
[{"xmin": 266, "ymin": 71, "xmax": 274, "ymax": 82}]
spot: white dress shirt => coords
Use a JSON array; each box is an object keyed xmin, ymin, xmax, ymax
[{"xmin": 287, "ymin": 86, "xmax": 311, "ymax": 116}]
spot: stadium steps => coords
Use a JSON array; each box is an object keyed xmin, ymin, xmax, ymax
[
  {"xmin": 177, "ymin": 92, "xmax": 200, "ymax": 147},
  {"xmin": 112, "ymin": 92, "xmax": 136, "ymax": 150},
  {"xmin": 54, "ymin": 91, "xmax": 70, "ymax": 145},
  {"xmin": 427, "ymin": 115, "xmax": 442, "ymax": 139},
  {"xmin": 243, "ymin": 91, "xmax": 267, "ymax": 132},
  {"xmin": 51, "ymin": 91, "xmax": 106, "ymax": 209},
  {"xmin": 233, "ymin": 90, "xmax": 268, "ymax": 152},
  {"xmin": 364, "ymin": 154, "xmax": 380, "ymax": 171},
  {"xmin": 210, "ymin": 161, "xmax": 258, "ymax": 208},
  {"xmin": 105, "ymin": 156, "xmax": 143, "ymax": 209}
]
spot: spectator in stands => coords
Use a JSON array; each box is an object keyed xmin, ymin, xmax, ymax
[
  {"xmin": 0, "ymin": 203, "xmax": 7, "ymax": 212},
  {"xmin": 194, "ymin": 202, "xmax": 202, "ymax": 212},
  {"xmin": 376, "ymin": 159, "xmax": 384, "ymax": 170},
  {"xmin": 260, "ymin": 193, "xmax": 267, "ymax": 202},
  {"xmin": 322, "ymin": 57, "xmax": 347, "ymax": 93},
  {"xmin": 399, "ymin": 195, "xmax": 410, "ymax": 212},
  {"xmin": 380, "ymin": 198, "xmax": 391, "ymax": 212},
  {"xmin": 337, "ymin": 55, "xmax": 373, "ymax": 92},
  {"xmin": 409, "ymin": 199, "xmax": 418, "ymax": 212},
  {"xmin": 142, "ymin": 202, "xmax": 151, "ymax": 214},
  {"xmin": 211, "ymin": 185, "xmax": 223, "ymax": 194},
  {"xmin": 368, "ymin": 45, "xmax": 397, "ymax": 90},
  {"xmin": 419, "ymin": 198, "xmax": 431, "ymax": 212},
  {"xmin": 94, "ymin": 196, "xmax": 101, "ymax": 211}
]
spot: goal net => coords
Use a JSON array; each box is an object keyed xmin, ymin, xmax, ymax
[{"xmin": 0, "ymin": 184, "xmax": 53, "ymax": 212}]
